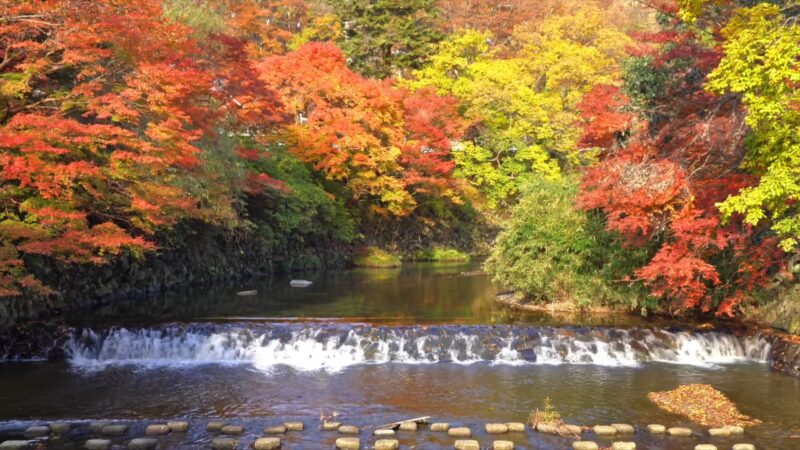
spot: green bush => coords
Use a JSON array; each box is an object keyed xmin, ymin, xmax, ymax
[
  {"xmin": 354, "ymin": 247, "xmax": 402, "ymax": 268},
  {"xmin": 411, "ymin": 247, "xmax": 470, "ymax": 262},
  {"xmin": 485, "ymin": 176, "xmax": 649, "ymax": 309}
]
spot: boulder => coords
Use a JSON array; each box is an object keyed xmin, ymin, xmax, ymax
[
  {"xmin": 708, "ymin": 428, "xmax": 730, "ymax": 437},
  {"xmin": 572, "ymin": 442, "xmax": 599, "ymax": 450},
  {"xmin": 85, "ymin": 439, "xmax": 111, "ymax": 450},
  {"xmin": 731, "ymin": 444, "xmax": 755, "ymax": 450},
  {"xmin": 373, "ymin": 429, "xmax": 395, "ymax": 437},
  {"xmin": 485, "ymin": 423, "xmax": 508, "ymax": 434},
  {"xmin": 145, "ymin": 425, "xmax": 170, "ymax": 436},
  {"xmin": 337, "ymin": 425, "xmax": 359, "ymax": 435},
  {"xmin": 430, "ymin": 423, "xmax": 450, "ymax": 432},
  {"xmin": 323, "ymin": 422, "xmax": 342, "ymax": 431},
  {"xmin": 448, "ymin": 427, "xmax": 471, "ymax": 437},
  {"xmin": 493, "ymin": 440, "xmax": 514, "ymax": 450},
  {"xmin": 24, "ymin": 425, "xmax": 49, "ymax": 438},
  {"xmin": 667, "ymin": 427, "xmax": 692, "ymax": 437},
  {"xmin": 611, "ymin": 442, "xmax": 636, "ymax": 450},
  {"xmin": 221, "ymin": 425, "xmax": 244, "ymax": 435},
  {"xmin": 611, "ymin": 424, "xmax": 634, "ymax": 434},
  {"xmin": 283, "ymin": 422, "xmax": 304, "ymax": 431},
  {"xmin": 646, "ymin": 424, "xmax": 665, "ymax": 434},
  {"xmin": 101, "ymin": 424, "xmax": 129, "ymax": 436},
  {"xmin": 374, "ymin": 439, "xmax": 399, "ymax": 450},
  {"xmin": 335, "ymin": 437, "xmax": 360, "ymax": 450},
  {"xmin": 505, "ymin": 423, "xmax": 525, "ymax": 432},
  {"xmin": 264, "ymin": 426, "xmax": 287, "ymax": 434},
  {"xmin": 127, "ymin": 438, "xmax": 158, "ymax": 450},
  {"xmin": 253, "ymin": 437, "xmax": 281, "ymax": 450},
  {"xmin": 207, "ymin": 422, "xmax": 227, "ymax": 432},
  {"xmin": 210, "ymin": 437, "xmax": 237, "ymax": 450},
  {"xmin": 167, "ymin": 421, "xmax": 188, "ymax": 433},
  {"xmin": 592, "ymin": 425, "xmax": 617, "ymax": 436},
  {"xmin": 454, "ymin": 440, "xmax": 480, "ymax": 450},
  {"xmin": 398, "ymin": 422, "xmax": 417, "ymax": 431}
]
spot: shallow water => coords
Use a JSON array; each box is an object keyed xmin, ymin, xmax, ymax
[{"xmin": 1, "ymin": 262, "xmax": 799, "ymax": 449}]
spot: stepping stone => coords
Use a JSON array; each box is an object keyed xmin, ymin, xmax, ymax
[
  {"xmin": 211, "ymin": 437, "xmax": 237, "ymax": 450},
  {"xmin": 647, "ymin": 424, "xmax": 665, "ymax": 434},
  {"xmin": 323, "ymin": 421, "xmax": 342, "ymax": 431},
  {"xmin": 145, "ymin": 425, "xmax": 170, "ymax": 436},
  {"xmin": 572, "ymin": 442, "xmax": 599, "ymax": 450},
  {"xmin": 101, "ymin": 424, "xmax": 129, "ymax": 436},
  {"xmin": 0, "ymin": 442, "xmax": 31, "ymax": 450},
  {"xmin": 89, "ymin": 422, "xmax": 110, "ymax": 433},
  {"xmin": 283, "ymin": 422, "xmax": 303, "ymax": 431},
  {"xmin": 563, "ymin": 424, "xmax": 583, "ymax": 435},
  {"xmin": 373, "ymin": 429, "xmax": 395, "ymax": 437},
  {"xmin": 374, "ymin": 439, "xmax": 399, "ymax": 450},
  {"xmin": 85, "ymin": 439, "xmax": 111, "ymax": 450},
  {"xmin": 709, "ymin": 428, "xmax": 730, "ymax": 436},
  {"xmin": 667, "ymin": 427, "xmax": 692, "ymax": 437},
  {"xmin": 50, "ymin": 422, "xmax": 71, "ymax": 434},
  {"xmin": 485, "ymin": 423, "xmax": 508, "ymax": 434},
  {"xmin": 611, "ymin": 424, "xmax": 634, "ymax": 434},
  {"xmin": 167, "ymin": 421, "xmax": 188, "ymax": 433},
  {"xmin": 593, "ymin": 425, "xmax": 617, "ymax": 436},
  {"xmin": 335, "ymin": 437, "xmax": 360, "ymax": 449},
  {"xmin": 338, "ymin": 425, "xmax": 359, "ymax": 434},
  {"xmin": 726, "ymin": 426, "xmax": 745, "ymax": 435},
  {"xmin": 505, "ymin": 422, "xmax": 525, "ymax": 432},
  {"xmin": 265, "ymin": 425, "xmax": 287, "ymax": 434},
  {"xmin": 493, "ymin": 440, "xmax": 514, "ymax": 450},
  {"xmin": 207, "ymin": 422, "xmax": 227, "ymax": 432},
  {"xmin": 732, "ymin": 444, "xmax": 755, "ymax": 450},
  {"xmin": 127, "ymin": 438, "xmax": 158, "ymax": 450},
  {"xmin": 430, "ymin": 423, "xmax": 450, "ymax": 432},
  {"xmin": 454, "ymin": 440, "xmax": 480, "ymax": 450},
  {"xmin": 398, "ymin": 422, "xmax": 417, "ymax": 431},
  {"xmin": 221, "ymin": 425, "xmax": 244, "ymax": 435},
  {"xmin": 253, "ymin": 437, "xmax": 281, "ymax": 450},
  {"xmin": 611, "ymin": 442, "xmax": 636, "ymax": 450},
  {"xmin": 448, "ymin": 427, "xmax": 471, "ymax": 437},
  {"xmin": 695, "ymin": 445, "xmax": 717, "ymax": 450},
  {"xmin": 24, "ymin": 425, "xmax": 49, "ymax": 437}
]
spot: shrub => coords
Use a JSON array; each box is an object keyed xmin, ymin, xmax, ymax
[
  {"xmin": 411, "ymin": 247, "xmax": 470, "ymax": 262},
  {"xmin": 354, "ymin": 247, "xmax": 402, "ymax": 268}
]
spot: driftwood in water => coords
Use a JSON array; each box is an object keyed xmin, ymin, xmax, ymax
[{"xmin": 374, "ymin": 416, "xmax": 431, "ymax": 430}]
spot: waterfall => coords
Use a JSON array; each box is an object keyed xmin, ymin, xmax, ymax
[{"xmin": 60, "ymin": 323, "xmax": 770, "ymax": 372}]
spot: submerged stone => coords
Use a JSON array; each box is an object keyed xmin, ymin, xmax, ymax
[
  {"xmin": 646, "ymin": 424, "xmax": 665, "ymax": 434},
  {"xmin": 265, "ymin": 425, "xmax": 287, "ymax": 434},
  {"xmin": 572, "ymin": 442, "xmax": 599, "ymax": 450},
  {"xmin": 448, "ymin": 427, "xmax": 471, "ymax": 437},
  {"xmin": 374, "ymin": 439, "xmax": 399, "ymax": 450},
  {"xmin": 145, "ymin": 425, "xmax": 170, "ymax": 436},
  {"xmin": 167, "ymin": 421, "xmax": 188, "ymax": 433},
  {"xmin": 335, "ymin": 437, "xmax": 360, "ymax": 450},
  {"xmin": 592, "ymin": 425, "xmax": 617, "ymax": 436},
  {"xmin": 253, "ymin": 437, "xmax": 281, "ymax": 450},
  {"xmin": 493, "ymin": 440, "xmax": 514, "ymax": 450},
  {"xmin": 667, "ymin": 427, "xmax": 692, "ymax": 437},
  {"xmin": 283, "ymin": 422, "xmax": 304, "ymax": 431},
  {"xmin": 210, "ymin": 437, "xmax": 237, "ymax": 450},
  {"xmin": 611, "ymin": 442, "xmax": 636, "ymax": 450},
  {"xmin": 127, "ymin": 438, "xmax": 158, "ymax": 450},
  {"xmin": 485, "ymin": 423, "xmax": 508, "ymax": 434},
  {"xmin": 430, "ymin": 423, "xmax": 450, "ymax": 432},
  {"xmin": 505, "ymin": 422, "xmax": 525, "ymax": 432},
  {"xmin": 453, "ymin": 440, "xmax": 479, "ymax": 450},
  {"xmin": 611, "ymin": 424, "xmax": 634, "ymax": 434},
  {"xmin": 322, "ymin": 422, "xmax": 341, "ymax": 431},
  {"xmin": 398, "ymin": 422, "xmax": 417, "ymax": 431},
  {"xmin": 24, "ymin": 425, "xmax": 49, "ymax": 438},
  {"xmin": 85, "ymin": 439, "xmax": 111, "ymax": 450}
]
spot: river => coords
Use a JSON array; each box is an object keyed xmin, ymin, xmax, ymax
[{"xmin": 1, "ymin": 262, "xmax": 799, "ymax": 449}]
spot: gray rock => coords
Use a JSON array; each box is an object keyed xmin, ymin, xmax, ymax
[
  {"xmin": 398, "ymin": 422, "xmax": 417, "ymax": 431},
  {"xmin": 253, "ymin": 437, "xmax": 281, "ymax": 450},
  {"xmin": 572, "ymin": 443, "xmax": 599, "ymax": 450},
  {"xmin": 493, "ymin": 440, "xmax": 514, "ymax": 450},
  {"xmin": 374, "ymin": 439, "xmax": 399, "ymax": 450},
  {"xmin": 667, "ymin": 427, "xmax": 692, "ymax": 437},
  {"xmin": 220, "ymin": 425, "xmax": 244, "ymax": 435},
  {"xmin": 264, "ymin": 425, "xmax": 287, "ymax": 434},
  {"xmin": 454, "ymin": 440, "xmax": 479, "ymax": 450},
  {"xmin": 283, "ymin": 422, "xmax": 303, "ymax": 431},
  {"xmin": 732, "ymin": 444, "xmax": 755, "ymax": 450},
  {"xmin": 145, "ymin": 425, "xmax": 170, "ymax": 436},
  {"xmin": 448, "ymin": 427, "xmax": 471, "ymax": 437},
  {"xmin": 611, "ymin": 424, "xmax": 634, "ymax": 434},
  {"xmin": 322, "ymin": 422, "xmax": 341, "ymax": 431},
  {"xmin": 101, "ymin": 425, "xmax": 129, "ymax": 436},
  {"xmin": 127, "ymin": 438, "xmax": 158, "ymax": 450},
  {"xmin": 207, "ymin": 422, "xmax": 227, "ymax": 432},
  {"xmin": 24, "ymin": 425, "xmax": 49, "ymax": 438},
  {"xmin": 646, "ymin": 424, "xmax": 665, "ymax": 434},
  {"xmin": 430, "ymin": 423, "xmax": 450, "ymax": 432},
  {"xmin": 85, "ymin": 439, "xmax": 111, "ymax": 450},
  {"xmin": 0, "ymin": 442, "xmax": 30, "ymax": 450},
  {"xmin": 335, "ymin": 437, "xmax": 360, "ymax": 450},
  {"xmin": 505, "ymin": 423, "xmax": 525, "ymax": 432},
  {"xmin": 167, "ymin": 421, "xmax": 188, "ymax": 433},
  {"xmin": 611, "ymin": 442, "xmax": 636, "ymax": 450},
  {"xmin": 373, "ymin": 429, "xmax": 395, "ymax": 437},
  {"xmin": 485, "ymin": 423, "xmax": 508, "ymax": 434},
  {"xmin": 592, "ymin": 425, "xmax": 617, "ymax": 436},
  {"xmin": 337, "ymin": 425, "xmax": 359, "ymax": 435},
  {"xmin": 210, "ymin": 437, "xmax": 237, "ymax": 450}
]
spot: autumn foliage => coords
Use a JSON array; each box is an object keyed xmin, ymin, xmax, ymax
[{"xmin": 648, "ymin": 384, "xmax": 761, "ymax": 427}]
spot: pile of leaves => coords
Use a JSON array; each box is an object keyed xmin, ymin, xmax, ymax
[{"xmin": 648, "ymin": 384, "xmax": 761, "ymax": 428}]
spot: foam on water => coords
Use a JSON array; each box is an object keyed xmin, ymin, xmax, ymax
[{"xmin": 63, "ymin": 324, "xmax": 771, "ymax": 373}]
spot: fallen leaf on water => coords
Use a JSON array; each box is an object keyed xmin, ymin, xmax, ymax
[{"xmin": 648, "ymin": 384, "xmax": 761, "ymax": 428}]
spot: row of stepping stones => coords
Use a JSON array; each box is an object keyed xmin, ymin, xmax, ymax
[{"xmin": 570, "ymin": 424, "xmax": 756, "ymax": 450}]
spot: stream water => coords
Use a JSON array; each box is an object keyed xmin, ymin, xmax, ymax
[{"xmin": 1, "ymin": 262, "xmax": 799, "ymax": 449}]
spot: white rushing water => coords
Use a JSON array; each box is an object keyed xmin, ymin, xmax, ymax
[{"xmin": 64, "ymin": 324, "xmax": 771, "ymax": 373}]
